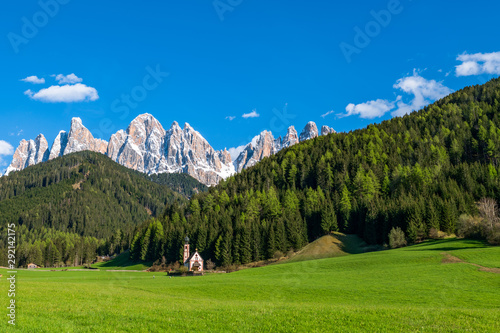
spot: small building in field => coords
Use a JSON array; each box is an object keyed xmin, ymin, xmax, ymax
[
  {"xmin": 27, "ymin": 263, "xmax": 38, "ymax": 269},
  {"xmin": 183, "ymin": 236, "xmax": 204, "ymax": 272},
  {"xmin": 95, "ymin": 255, "xmax": 111, "ymax": 263}
]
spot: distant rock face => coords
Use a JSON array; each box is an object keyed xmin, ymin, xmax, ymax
[
  {"xmin": 299, "ymin": 121, "xmax": 319, "ymax": 142},
  {"xmin": 321, "ymin": 125, "xmax": 336, "ymax": 136},
  {"xmin": 64, "ymin": 118, "xmax": 108, "ymax": 155},
  {"xmin": 107, "ymin": 115, "xmax": 234, "ymax": 185},
  {"xmin": 234, "ymin": 131, "xmax": 280, "ymax": 173},
  {"xmin": 233, "ymin": 122, "xmax": 332, "ymax": 172},
  {"xmin": 5, "ymin": 119, "xmax": 105, "ymax": 176},
  {"xmin": 6, "ymin": 140, "xmax": 30, "ymax": 175},
  {"xmin": 4, "ymin": 115, "xmax": 335, "ymax": 185},
  {"xmin": 107, "ymin": 130, "xmax": 127, "ymax": 162},
  {"xmin": 108, "ymin": 114, "xmax": 166, "ymax": 173},
  {"xmin": 281, "ymin": 126, "xmax": 299, "ymax": 149},
  {"xmin": 49, "ymin": 131, "xmax": 69, "ymax": 160},
  {"xmin": 218, "ymin": 148, "xmax": 232, "ymax": 166},
  {"xmin": 5, "ymin": 134, "xmax": 49, "ymax": 175},
  {"xmin": 33, "ymin": 134, "xmax": 50, "ymax": 164},
  {"xmin": 163, "ymin": 122, "xmax": 234, "ymax": 185}
]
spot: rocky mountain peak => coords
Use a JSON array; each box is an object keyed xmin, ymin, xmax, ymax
[
  {"xmin": 321, "ymin": 125, "xmax": 336, "ymax": 136},
  {"xmin": 4, "ymin": 135, "xmax": 49, "ymax": 175},
  {"xmin": 234, "ymin": 130, "xmax": 279, "ymax": 173},
  {"xmin": 49, "ymin": 130, "xmax": 69, "ymax": 160},
  {"xmin": 109, "ymin": 114, "xmax": 165, "ymax": 173},
  {"xmin": 299, "ymin": 121, "xmax": 319, "ymax": 142},
  {"xmin": 282, "ymin": 125, "xmax": 299, "ymax": 149},
  {"xmin": 107, "ymin": 115, "xmax": 235, "ymax": 185},
  {"xmin": 34, "ymin": 134, "xmax": 50, "ymax": 164},
  {"xmin": 127, "ymin": 113, "xmax": 166, "ymax": 146},
  {"xmin": 5, "ymin": 140, "xmax": 29, "ymax": 175},
  {"xmin": 166, "ymin": 121, "xmax": 183, "ymax": 138},
  {"xmin": 71, "ymin": 117, "xmax": 83, "ymax": 127},
  {"xmin": 64, "ymin": 117, "xmax": 107, "ymax": 155}
]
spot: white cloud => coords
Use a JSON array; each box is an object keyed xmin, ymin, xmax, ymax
[
  {"xmin": 456, "ymin": 52, "xmax": 500, "ymax": 76},
  {"xmin": 228, "ymin": 145, "xmax": 246, "ymax": 161},
  {"xmin": 321, "ymin": 110, "xmax": 335, "ymax": 118},
  {"xmin": 55, "ymin": 73, "xmax": 83, "ymax": 84},
  {"xmin": 0, "ymin": 140, "xmax": 14, "ymax": 168},
  {"xmin": 225, "ymin": 116, "xmax": 236, "ymax": 121},
  {"xmin": 391, "ymin": 70, "xmax": 452, "ymax": 116},
  {"xmin": 25, "ymin": 83, "xmax": 99, "ymax": 103},
  {"xmin": 242, "ymin": 109, "xmax": 260, "ymax": 119},
  {"xmin": 21, "ymin": 75, "xmax": 45, "ymax": 84},
  {"xmin": 340, "ymin": 70, "xmax": 452, "ymax": 119},
  {"xmin": 0, "ymin": 141, "xmax": 14, "ymax": 155},
  {"xmin": 342, "ymin": 99, "xmax": 394, "ymax": 119}
]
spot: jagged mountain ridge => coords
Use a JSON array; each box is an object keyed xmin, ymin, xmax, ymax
[
  {"xmin": 5, "ymin": 114, "xmax": 336, "ymax": 185},
  {"xmin": 7, "ymin": 134, "xmax": 50, "ymax": 172},
  {"xmin": 233, "ymin": 122, "xmax": 338, "ymax": 173}
]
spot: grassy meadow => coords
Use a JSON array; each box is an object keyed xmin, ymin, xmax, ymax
[{"xmin": 1, "ymin": 238, "xmax": 499, "ymax": 332}]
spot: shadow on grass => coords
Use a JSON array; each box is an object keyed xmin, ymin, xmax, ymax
[
  {"xmin": 93, "ymin": 251, "xmax": 153, "ymax": 270},
  {"xmin": 406, "ymin": 238, "xmax": 489, "ymax": 251},
  {"xmin": 335, "ymin": 233, "xmax": 371, "ymax": 254}
]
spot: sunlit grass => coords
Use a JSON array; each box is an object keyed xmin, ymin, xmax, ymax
[{"xmin": 1, "ymin": 239, "xmax": 499, "ymax": 332}]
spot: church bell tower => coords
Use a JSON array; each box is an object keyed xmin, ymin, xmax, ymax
[{"xmin": 183, "ymin": 236, "xmax": 190, "ymax": 264}]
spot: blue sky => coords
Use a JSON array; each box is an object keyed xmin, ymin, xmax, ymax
[{"xmin": 1, "ymin": 0, "xmax": 500, "ymax": 169}]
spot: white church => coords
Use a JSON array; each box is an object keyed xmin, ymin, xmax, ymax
[{"xmin": 183, "ymin": 236, "xmax": 204, "ymax": 271}]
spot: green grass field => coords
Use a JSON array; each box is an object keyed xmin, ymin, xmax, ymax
[{"xmin": 1, "ymin": 238, "xmax": 499, "ymax": 332}]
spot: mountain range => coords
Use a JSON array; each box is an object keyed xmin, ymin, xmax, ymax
[{"xmin": 4, "ymin": 114, "xmax": 335, "ymax": 185}]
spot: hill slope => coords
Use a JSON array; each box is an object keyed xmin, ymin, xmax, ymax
[{"xmin": 286, "ymin": 232, "xmax": 367, "ymax": 262}]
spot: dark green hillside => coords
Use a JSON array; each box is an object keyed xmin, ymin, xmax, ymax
[
  {"xmin": 147, "ymin": 173, "xmax": 207, "ymax": 197},
  {"xmin": 0, "ymin": 151, "xmax": 192, "ymax": 267},
  {"xmin": 132, "ymin": 77, "xmax": 500, "ymax": 266},
  {"xmin": 0, "ymin": 151, "xmax": 186, "ymax": 237}
]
